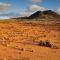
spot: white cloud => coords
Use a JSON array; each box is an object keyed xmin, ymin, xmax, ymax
[
  {"xmin": 0, "ymin": 16, "xmax": 10, "ymax": 19},
  {"xmin": 20, "ymin": 11, "xmax": 31, "ymax": 17},
  {"xmin": 20, "ymin": 4, "xmax": 47, "ymax": 17},
  {"xmin": 0, "ymin": 2, "xmax": 11, "ymax": 12},
  {"xmin": 27, "ymin": 5, "xmax": 46, "ymax": 12},
  {"xmin": 0, "ymin": 2, "xmax": 12, "ymax": 19},
  {"xmin": 56, "ymin": 8, "xmax": 60, "ymax": 15}
]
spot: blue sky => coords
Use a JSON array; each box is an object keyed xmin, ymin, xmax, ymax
[{"xmin": 0, "ymin": 0, "xmax": 60, "ymax": 19}]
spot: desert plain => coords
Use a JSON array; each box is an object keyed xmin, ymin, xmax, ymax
[{"xmin": 0, "ymin": 19, "xmax": 60, "ymax": 60}]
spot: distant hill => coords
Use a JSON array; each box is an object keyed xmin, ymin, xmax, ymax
[
  {"xmin": 28, "ymin": 10, "xmax": 60, "ymax": 19},
  {"xmin": 13, "ymin": 10, "xmax": 60, "ymax": 20}
]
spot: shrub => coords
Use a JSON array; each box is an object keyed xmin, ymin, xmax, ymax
[{"xmin": 38, "ymin": 40, "xmax": 52, "ymax": 48}]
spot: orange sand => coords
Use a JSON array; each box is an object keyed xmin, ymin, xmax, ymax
[{"xmin": 0, "ymin": 20, "xmax": 60, "ymax": 60}]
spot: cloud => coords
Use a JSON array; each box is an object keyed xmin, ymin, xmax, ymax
[
  {"xmin": 20, "ymin": 11, "xmax": 31, "ymax": 17},
  {"xmin": 32, "ymin": 0, "xmax": 43, "ymax": 3},
  {"xmin": 0, "ymin": 2, "xmax": 11, "ymax": 12},
  {"xmin": 0, "ymin": 2, "xmax": 12, "ymax": 19},
  {"xmin": 9, "ymin": 12, "xmax": 20, "ymax": 18},
  {"xmin": 0, "ymin": 12, "xmax": 21, "ymax": 19},
  {"xmin": 27, "ymin": 5, "xmax": 46, "ymax": 12},
  {"xmin": 56, "ymin": 8, "xmax": 60, "ymax": 15},
  {"xmin": 20, "ymin": 4, "xmax": 47, "ymax": 17},
  {"xmin": 0, "ymin": 16, "xmax": 10, "ymax": 19}
]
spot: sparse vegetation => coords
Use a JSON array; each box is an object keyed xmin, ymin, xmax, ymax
[{"xmin": 38, "ymin": 40, "xmax": 52, "ymax": 48}]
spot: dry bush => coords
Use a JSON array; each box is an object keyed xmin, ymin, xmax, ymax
[
  {"xmin": 38, "ymin": 40, "xmax": 59, "ymax": 49},
  {"xmin": 38, "ymin": 40, "xmax": 52, "ymax": 48}
]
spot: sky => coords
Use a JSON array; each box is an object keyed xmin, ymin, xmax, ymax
[{"xmin": 0, "ymin": 0, "xmax": 60, "ymax": 19}]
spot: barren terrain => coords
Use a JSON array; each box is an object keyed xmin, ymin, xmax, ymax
[{"xmin": 0, "ymin": 20, "xmax": 60, "ymax": 60}]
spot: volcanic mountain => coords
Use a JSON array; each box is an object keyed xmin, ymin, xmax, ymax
[
  {"xmin": 28, "ymin": 10, "xmax": 60, "ymax": 19},
  {"xmin": 13, "ymin": 10, "xmax": 60, "ymax": 20}
]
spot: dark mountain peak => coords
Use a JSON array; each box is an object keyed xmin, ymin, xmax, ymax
[
  {"xmin": 43, "ymin": 10, "xmax": 59, "ymax": 16},
  {"xmin": 29, "ymin": 11, "xmax": 41, "ymax": 16},
  {"xmin": 43, "ymin": 10, "xmax": 54, "ymax": 15},
  {"xmin": 29, "ymin": 11, "xmax": 42, "ymax": 19},
  {"xmin": 43, "ymin": 10, "xmax": 54, "ymax": 13},
  {"xmin": 34, "ymin": 11, "xmax": 41, "ymax": 14},
  {"xmin": 28, "ymin": 10, "xmax": 60, "ymax": 19}
]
